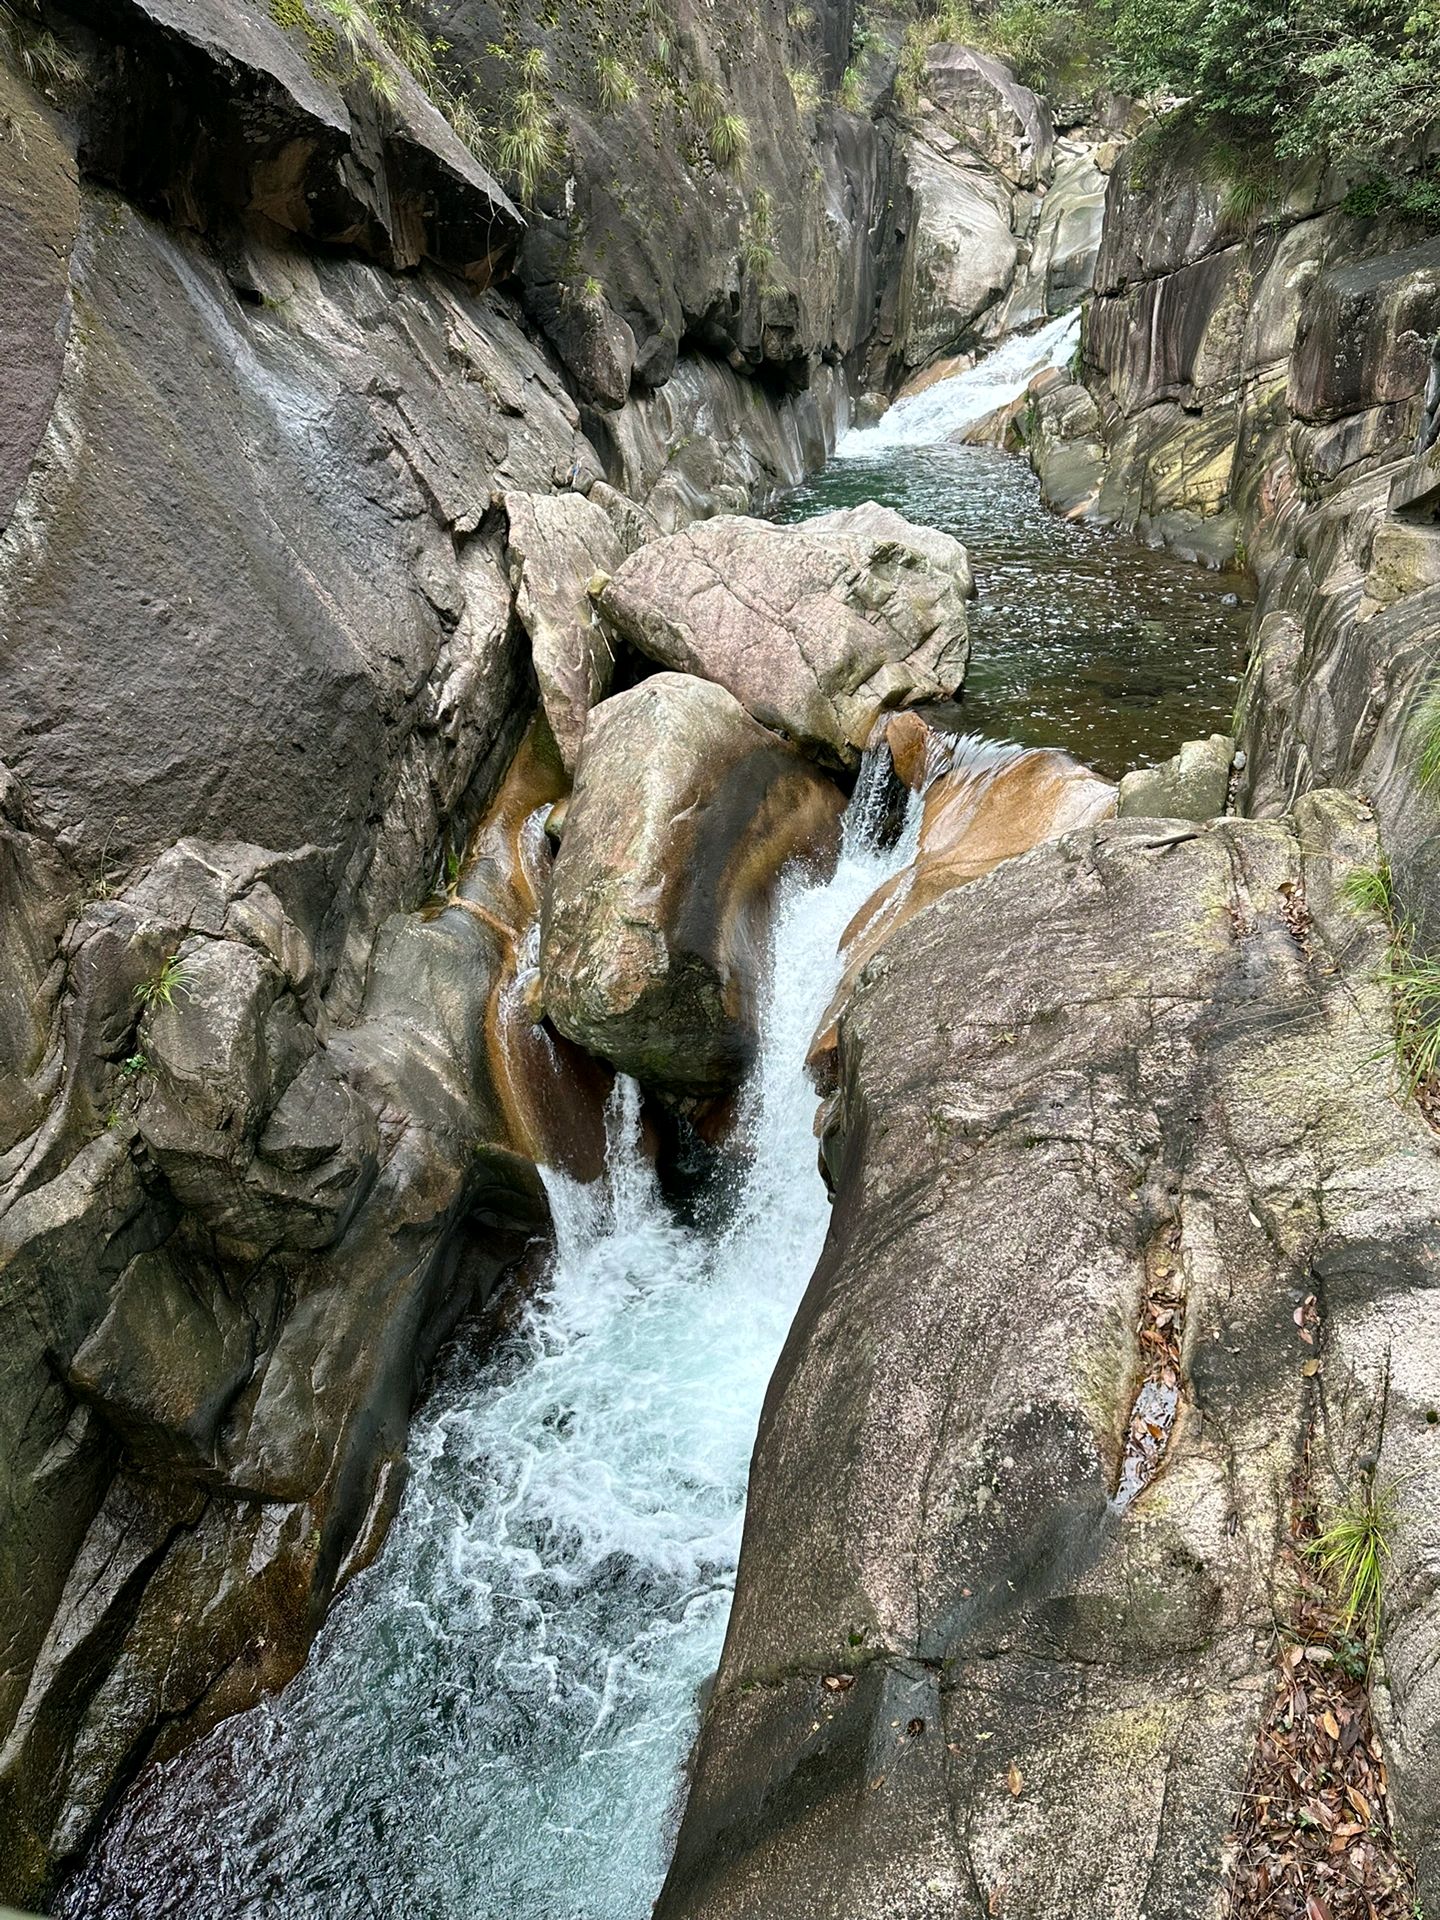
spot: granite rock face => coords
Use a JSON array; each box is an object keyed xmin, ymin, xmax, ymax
[
  {"xmin": 658, "ymin": 795, "xmax": 1440, "ymax": 1920},
  {"xmin": 595, "ymin": 505, "xmax": 973, "ymax": 765},
  {"xmin": 1020, "ymin": 134, "xmax": 1440, "ymax": 947}
]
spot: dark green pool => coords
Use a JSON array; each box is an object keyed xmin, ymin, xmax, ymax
[{"xmin": 774, "ymin": 440, "xmax": 1253, "ymax": 781}]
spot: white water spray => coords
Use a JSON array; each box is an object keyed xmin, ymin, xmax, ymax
[
  {"xmin": 838, "ymin": 309, "xmax": 1080, "ymax": 455},
  {"xmin": 66, "ymin": 772, "xmax": 920, "ymax": 1920}
]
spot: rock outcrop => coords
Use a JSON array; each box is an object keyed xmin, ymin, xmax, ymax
[
  {"xmin": 1117, "ymin": 733, "xmax": 1234, "ymax": 820},
  {"xmin": 1016, "ymin": 133, "xmax": 1440, "ymax": 948},
  {"xmin": 890, "ymin": 46, "xmax": 1112, "ymax": 372},
  {"xmin": 503, "ymin": 492, "xmax": 630, "ymax": 773},
  {"xmin": 540, "ymin": 675, "xmax": 845, "ymax": 1095},
  {"xmin": 594, "ymin": 505, "xmax": 973, "ymax": 766},
  {"xmin": 808, "ymin": 728, "xmax": 1116, "ymax": 1081},
  {"xmin": 658, "ymin": 794, "xmax": 1440, "ymax": 1919}
]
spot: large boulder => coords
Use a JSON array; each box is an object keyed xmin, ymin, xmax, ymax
[
  {"xmin": 920, "ymin": 45, "xmax": 1055, "ymax": 190},
  {"xmin": 658, "ymin": 792, "xmax": 1440, "ymax": 1919},
  {"xmin": 895, "ymin": 141, "xmax": 1021, "ymax": 370},
  {"xmin": 540, "ymin": 674, "xmax": 845, "ymax": 1094},
  {"xmin": 593, "ymin": 506, "xmax": 973, "ymax": 767}
]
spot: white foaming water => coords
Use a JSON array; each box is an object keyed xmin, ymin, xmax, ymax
[
  {"xmin": 65, "ymin": 773, "xmax": 919, "ymax": 1920},
  {"xmin": 837, "ymin": 308, "xmax": 1080, "ymax": 454}
]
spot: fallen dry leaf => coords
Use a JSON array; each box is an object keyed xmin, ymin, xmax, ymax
[{"xmin": 1006, "ymin": 1762, "xmax": 1023, "ymax": 1797}]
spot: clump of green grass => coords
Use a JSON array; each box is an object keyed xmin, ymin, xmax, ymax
[
  {"xmin": 708, "ymin": 109, "xmax": 750, "ymax": 173},
  {"xmin": 495, "ymin": 52, "xmax": 562, "ymax": 205},
  {"xmin": 1, "ymin": 0, "xmax": 81, "ymax": 84},
  {"xmin": 1310, "ymin": 1478, "xmax": 1400, "ymax": 1641},
  {"xmin": 135, "ymin": 953, "xmax": 193, "ymax": 1011},
  {"xmin": 742, "ymin": 186, "xmax": 777, "ymax": 282},
  {"xmin": 838, "ymin": 62, "xmax": 863, "ymax": 110},
  {"xmin": 595, "ymin": 54, "xmax": 635, "ymax": 112},
  {"xmin": 1339, "ymin": 857, "xmax": 1394, "ymax": 919},
  {"xmin": 1410, "ymin": 675, "xmax": 1440, "ymax": 793},
  {"xmin": 1381, "ymin": 946, "xmax": 1440, "ymax": 1091},
  {"xmin": 786, "ymin": 64, "xmax": 820, "ymax": 113}
]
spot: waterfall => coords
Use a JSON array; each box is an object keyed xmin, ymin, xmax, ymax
[
  {"xmin": 63, "ymin": 767, "xmax": 921, "ymax": 1920},
  {"xmin": 838, "ymin": 309, "xmax": 1081, "ymax": 454}
]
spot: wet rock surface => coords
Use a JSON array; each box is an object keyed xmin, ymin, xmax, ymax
[
  {"xmin": 540, "ymin": 674, "xmax": 845, "ymax": 1094},
  {"xmin": 658, "ymin": 795, "xmax": 1440, "ymax": 1919},
  {"xmin": 595, "ymin": 505, "xmax": 973, "ymax": 765}
]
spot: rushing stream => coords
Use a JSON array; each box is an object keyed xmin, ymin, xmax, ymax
[
  {"xmin": 779, "ymin": 312, "xmax": 1252, "ymax": 776},
  {"xmin": 62, "ymin": 772, "xmax": 920, "ymax": 1920},
  {"xmin": 65, "ymin": 321, "xmax": 1249, "ymax": 1920}
]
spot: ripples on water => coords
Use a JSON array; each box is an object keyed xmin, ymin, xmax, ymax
[{"xmin": 777, "ymin": 441, "xmax": 1252, "ymax": 779}]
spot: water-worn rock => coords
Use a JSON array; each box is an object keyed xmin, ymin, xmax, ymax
[
  {"xmin": 809, "ymin": 728, "xmax": 1116, "ymax": 1080},
  {"xmin": 894, "ymin": 141, "xmax": 1021, "ymax": 372},
  {"xmin": 540, "ymin": 675, "xmax": 845, "ymax": 1093},
  {"xmin": 594, "ymin": 506, "xmax": 973, "ymax": 766},
  {"xmin": 503, "ymin": 492, "xmax": 628, "ymax": 773},
  {"xmin": 921, "ymin": 45, "xmax": 1054, "ymax": 189},
  {"xmin": 658, "ymin": 793, "xmax": 1440, "ymax": 1919},
  {"xmin": 1117, "ymin": 733, "xmax": 1234, "ymax": 820}
]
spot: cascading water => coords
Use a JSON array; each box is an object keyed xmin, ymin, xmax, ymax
[
  {"xmin": 837, "ymin": 309, "xmax": 1081, "ymax": 452},
  {"xmin": 62, "ymin": 777, "xmax": 921, "ymax": 1920}
]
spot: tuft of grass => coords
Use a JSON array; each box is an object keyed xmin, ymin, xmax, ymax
[
  {"xmin": 741, "ymin": 187, "xmax": 777, "ymax": 283},
  {"xmin": 1310, "ymin": 1479, "xmax": 1400, "ymax": 1642},
  {"xmin": 1411, "ymin": 675, "xmax": 1440, "ymax": 793},
  {"xmin": 1, "ymin": 0, "xmax": 82, "ymax": 85},
  {"xmin": 1339, "ymin": 858, "xmax": 1393, "ymax": 919},
  {"xmin": 595, "ymin": 54, "xmax": 635, "ymax": 112},
  {"xmin": 788, "ymin": 3, "xmax": 816, "ymax": 27},
  {"xmin": 708, "ymin": 109, "xmax": 749, "ymax": 173},
  {"xmin": 786, "ymin": 64, "xmax": 820, "ymax": 113},
  {"xmin": 135, "ymin": 953, "xmax": 193, "ymax": 1011},
  {"xmin": 497, "ymin": 95, "xmax": 561, "ymax": 204},
  {"xmin": 1381, "ymin": 946, "xmax": 1440, "ymax": 1091},
  {"xmin": 838, "ymin": 62, "xmax": 863, "ymax": 110}
]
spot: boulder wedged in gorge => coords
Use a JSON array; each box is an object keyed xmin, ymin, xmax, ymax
[
  {"xmin": 540, "ymin": 675, "xmax": 845, "ymax": 1095},
  {"xmin": 593, "ymin": 507, "xmax": 973, "ymax": 767},
  {"xmin": 658, "ymin": 792, "xmax": 1440, "ymax": 1920}
]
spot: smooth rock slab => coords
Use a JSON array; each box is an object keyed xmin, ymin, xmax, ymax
[
  {"xmin": 540, "ymin": 674, "xmax": 845, "ymax": 1093},
  {"xmin": 657, "ymin": 792, "xmax": 1440, "ymax": 1919},
  {"xmin": 593, "ymin": 506, "xmax": 972, "ymax": 767}
]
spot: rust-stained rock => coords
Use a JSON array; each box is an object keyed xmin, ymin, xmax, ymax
[
  {"xmin": 809, "ymin": 728, "xmax": 1115, "ymax": 1084},
  {"xmin": 541, "ymin": 674, "xmax": 845, "ymax": 1094}
]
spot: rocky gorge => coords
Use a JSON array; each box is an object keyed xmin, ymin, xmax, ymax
[{"xmin": 2, "ymin": 1, "xmax": 1439, "ymax": 1916}]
